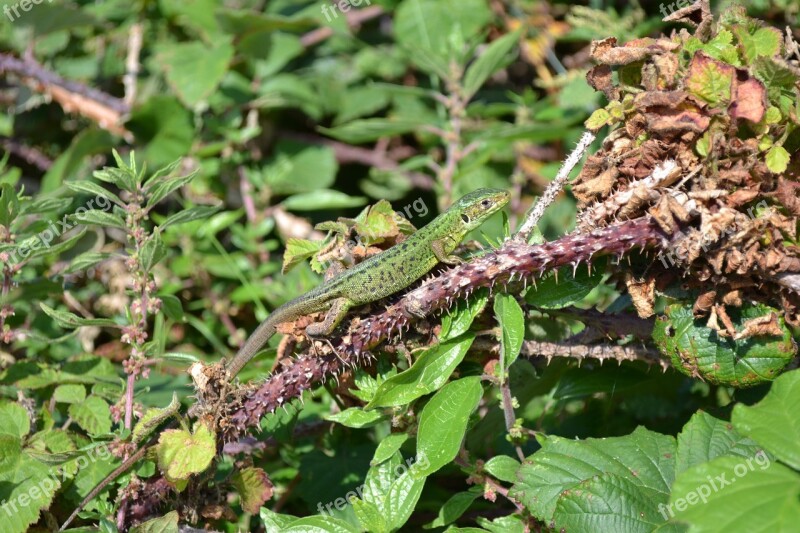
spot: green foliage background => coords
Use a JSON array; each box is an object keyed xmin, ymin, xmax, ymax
[{"xmin": 0, "ymin": 1, "xmax": 799, "ymax": 532}]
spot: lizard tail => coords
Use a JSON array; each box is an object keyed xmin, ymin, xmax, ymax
[{"xmin": 226, "ymin": 317, "xmax": 277, "ymax": 377}]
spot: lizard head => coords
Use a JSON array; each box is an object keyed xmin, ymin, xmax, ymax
[{"xmin": 454, "ymin": 188, "xmax": 510, "ymax": 232}]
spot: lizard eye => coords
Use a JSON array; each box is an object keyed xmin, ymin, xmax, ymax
[
  {"xmin": 481, "ymin": 200, "xmax": 491, "ymax": 207},
  {"xmin": 461, "ymin": 213, "xmax": 470, "ymax": 223}
]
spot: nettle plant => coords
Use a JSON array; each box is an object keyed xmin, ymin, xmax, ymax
[{"xmin": 0, "ymin": 153, "xmax": 214, "ymax": 532}]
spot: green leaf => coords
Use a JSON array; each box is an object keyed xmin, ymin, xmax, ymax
[
  {"xmin": 585, "ymin": 108, "xmax": 612, "ymax": 130},
  {"xmin": 126, "ymin": 96, "xmax": 195, "ymax": 167},
  {"xmin": 483, "ymin": 455, "xmax": 520, "ymax": 483},
  {"xmin": 0, "ymin": 440, "xmax": 60, "ymax": 533},
  {"xmin": 525, "ymin": 263, "xmax": 604, "ymax": 309},
  {"xmin": 353, "ymin": 498, "xmax": 389, "ymax": 533},
  {"xmin": 320, "ymin": 118, "xmax": 424, "ymax": 144},
  {"xmin": 0, "ymin": 402, "xmax": 30, "ymax": 438},
  {"xmin": 139, "ymin": 230, "xmax": 167, "ymax": 272},
  {"xmin": 734, "ymin": 26, "xmax": 782, "ymax": 62},
  {"xmin": 653, "ymin": 303, "xmax": 796, "ymax": 386},
  {"xmin": 0, "ymin": 183, "xmax": 20, "ymax": 227},
  {"xmin": 282, "ymin": 238, "xmax": 324, "ymax": 274},
  {"xmin": 232, "ymin": 467, "xmax": 274, "ymax": 514},
  {"xmin": 282, "ymin": 515, "xmax": 361, "ymax": 533},
  {"xmin": 367, "ymin": 334, "xmax": 475, "ymax": 409},
  {"xmin": 39, "ymin": 303, "xmax": 118, "ymax": 329},
  {"xmin": 494, "ymin": 294, "xmax": 525, "ymax": 371},
  {"xmin": 53, "ymin": 384, "xmax": 87, "ymax": 404},
  {"xmin": 686, "ymin": 52, "xmax": 734, "ymax": 106},
  {"xmin": 261, "ymin": 508, "xmax": 299, "ymax": 531},
  {"xmin": 159, "ymin": 205, "xmax": 222, "ymax": 230},
  {"xmin": 394, "ymin": 0, "xmax": 491, "ymax": 62},
  {"xmin": 386, "ymin": 470, "xmax": 426, "ymax": 530},
  {"xmin": 68, "ymin": 395, "xmax": 112, "ymax": 436},
  {"xmin": 676, "ymin": 411, "xmax": 765, "ymax": 475},
  {"xmin": 669, "ymin": 455, "xmax": 800, "ymax": 532},
  {"xmin": 415, "ymin": 376, "xmax": 483, "ymax": 476},
  {"xmin": 145, "ymin": 169, "xmax": 198, "ymax": 209},
  {"xmin": 463, "ymin": 30, "xmax": 521, "ymax": 99},
  {"xmin": 325, "ymin": 407, "xmax": 386, "ymax": 429},
  {"xmin": 156, "ymin": 41, "xmax": 235, "ymax": 108},
  {"xmin": 21, "ymin": 227, "xmax": 88, "ymax": 263},
  {"xmin": 263, "ymin": 142, "xmax": 338, "ymax": 195},
  {"xmin": 282, "ymin": 190, "xmax": 367, "ymax": 211},
  {"xmin": 133, "ymin": 393, "xmax": 181, "ymax": 445},
  {"xmin": 766, "ymin": 145, "xmax": 790, "ymax": 174},
  {"xmin": 510, "ymin": 427, "xmax": 676, "ymax": 523},
  {"xmin": 732, "ymin": 370, "xmax": 800, "ymax": 470},
  {"xmin": 156, "ymin": 423, "xmax": 216, "ymax": 482},
  {"xmin": 65, "ymin": 180, "xmax": 122, "ymax": 206},
  {"xmin": 372, "ymin": 434, "xmax": 410, "ymax": 466},
  {"xmin": 426, "ymin": 490, "xmax": 480, "ymax": 528},
  {"xmin": 160, "ymin": 294, "xmax": 186, "ymax": 322},
  {"xmin": 70, "ymin": 209, "xmax": 126, "ymax": 229},
  {"xmin": 63, "ymin": 251, "xmax": 113, "ymax": 274},
  {"xmin": 130, "ymin": 511, "xmax": 180, "ymax": 533},
  {"xmin": 441, "ymin": 289, "xmax": 489, "ymax": 341}
]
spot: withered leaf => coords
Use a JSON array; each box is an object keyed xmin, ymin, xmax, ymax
[
  {"xmin": 625, "ymin": 273, "xmax": 656, "ymax": 318},
  {"xmin": 729, "ymin": 77, "xmax": 767, "ymax": 123},
  {"xmin": 734, "ymin": 312, "xmax": 783, "ymax": 339}
]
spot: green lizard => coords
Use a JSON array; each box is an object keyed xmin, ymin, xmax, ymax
[{"xmin": 226, "ymin": 188, "xmax": 510, "ymax": 377}]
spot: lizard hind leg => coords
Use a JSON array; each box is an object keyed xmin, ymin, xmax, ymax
[{"xmin": 306, "ymin": 297, "xmax": 351, "ymax": 364}]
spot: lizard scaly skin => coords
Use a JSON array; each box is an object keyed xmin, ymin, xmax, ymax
[{"xmin": 226, "ymin": 188, "xmax": 510, "ymax": 377}]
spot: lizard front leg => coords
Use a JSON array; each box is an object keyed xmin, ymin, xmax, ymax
[
  {"xmin": 431, "ymin": 238, "xmax": 464, "ymax": 265},
  {"xmin": 306, "ymin": 297, "xmax": 352, "ymax": 337}
]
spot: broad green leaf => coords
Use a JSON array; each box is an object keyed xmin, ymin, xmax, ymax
[
  {"xmin": 555, "ymin": 474, "xmax": 677, "ymax": 533},
  {"xmin": 386, "ymin": 470, "xmax": 426, "ymax": 529},
  {"xmin": 0, "ymin": 402, "xmax": 30, "ymax": 438},
  {"xmin": 394, "ymin": 0, "xmax": 491, "ymax": 61},
  {"xmin": 325, "ymin": 407, "xmax": 386, "ymax": 429},
  {"xmin": 133, "ymin": 393, "xmax": 181, "ymax": 445},
  {"xmin": 653, "ymin": 303, "xmax": 795, "ymax": 386},
  {"xmin": 126, "ymin": 96, "xmax": 195, "ymax": 167},
  {"xmin": 483, "ymin": 455, "xmax": 520, "ymax": 483},
  {"xmin": 156, "ymin": 423, "xmax": 216, "ymax": 482},
  {"xmin": 367, "ymin": 334, "xmax": 475, "ymax": 409},
  {"xmin": 766, "ymin": 145, "xmax": 790, "ymax": 173},
  {"xmin": 732, "ymin": 370, "xmax": 800, "ymax": 470},
  {"xmin": 261, "ymin": 508, "xmax": 299, "ymax": 531},
  {"xmin": 282, "ymin": 515, "xmax": 361, "ymax": 533},
  {"xmin": 130, "ymin": 511, "xmax": 179, "ymax": 533},
  {"xmin": 231, "ymin": 467, "xmax": 274, "ymax": 514},
  {"xmin": 282, "ymin": 238, "xmax": 324, "ymax": 274},
  {"xmin": 734, "ymin": 26, "xmax": 782, "ymax": 62},
  {"xmin": 20, "ymin": 227, "xmax": 88, "ymax": 263},
  {"xmin": 686, "ymin": 52, "xmax": 734, "ymax": 106},
  {"xmin": 525, "ymin": 263, "xmax": 604, "ymax": 309},
  {"xmin": 352, "ymin": 498, "xmax": 389, "ymax": 533},
  {"xmin": 669, "ymin": 455, "xmax": 800, "ymax": 532},
  {"xmin": 415, "ymin": 377, "xmax": 483, "ymax": 476},
  {"xmin": 510, "ymin": 427, "xmax": 676, "ymax": 522},
  {"xmin": 282, "ymin": 190, "xmax": 367, "ymax": 211},
  {"xmin": 0, "ymin": 183, "xmax": 19, "ymax": 227},
  {"xmin": 68, "ymin": 395, "xmax": 112, "ymax": 436},
  {"xmin": 426, "ymin": 490, "xmax": 480, "ymax": 528},
  {"xmin": 263, "ymin": 143, "xmax": 338, "ymax": 195},
  {"xmin": 53, "ymin": 384, "xmax": 87, "ymax": 404},
  {"xmin": 585, "ymin": 108, "xmax": 612, "ymax": 130},
  {"xmin": 0, "ymin": 440, "xmax": 60, "ymax": 533},
  {"xmin": 494, "ymin": 294, "xmax": 525, "ymax": 371},
  {"xmin": 372, "ymin": 434, "xmax": 410, "ymax": 466},
  {"xmin": 463, "ymin": 30, "xmax": 521, "ymax": 99},
  {"xmin": 441, "ymin": 289, "xmax": 489, "ymax": 341},
  {"xmin": 139, "ymin": 230, "xmax": 167, "ymax": 273},
  {"xmin": 156, "ymin": 41, "xmax": 235, "ymax": 108},
  {"xmin": 676, "ymin": 411, "xmax": 764, "ymax": 475}
]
